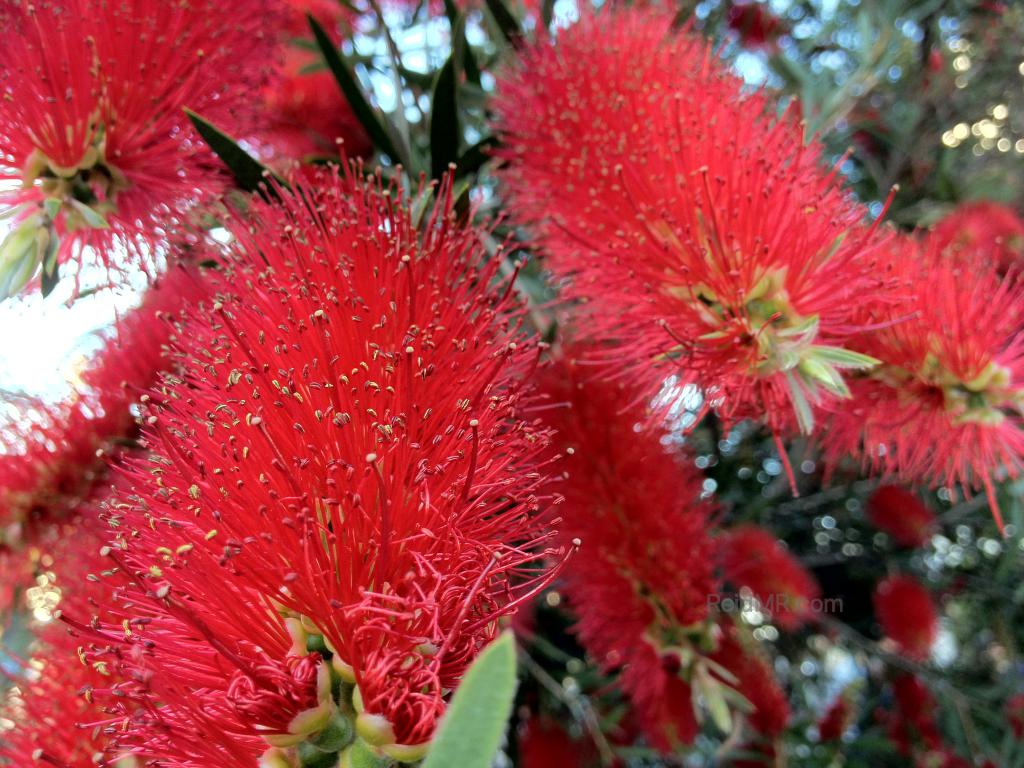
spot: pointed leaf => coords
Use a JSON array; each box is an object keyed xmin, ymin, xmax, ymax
[
  {"xmin": 309, "ymin": 15, "xmax": 404, "ymax": 164},
  {"xmin": 484, "ymin": 0, "xmax": 522, "ymax": 46},
  {"xmin": 455, "ymin": 136, "xmax": 499, "ymax": 178},
  {"xmin": 185, "ymin": 109, "xmax": 275, "ymax": 194},
  {"xmin": 422, "ymin": 632, "xmax": 518, "ymax": 768},
  {"xmin": 430, "ymin": 37, "xmax": 461, "ymax": 180}
]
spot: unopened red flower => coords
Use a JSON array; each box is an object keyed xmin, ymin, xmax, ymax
[
  {"xmin": 537, "ymin": 352, "xmax": 719, "ymax": 750},
  {"xmin": 494, "ymin": 6, "xmax": 893, "ymax": 442},
  {"xmin": 719, "ymin": 525, "xmax": 821, "ymax": 630},
  {"xmin": 825, "ymin": 239, "xmax": 1024, "ymax": 531},
  {"xmin": 80, "ymin": 168, "xmax": 561, "ymax": 762},
  {"xmin": 867, "ymin": 484, "xmax": 937, "ymax": 548},
  {"xmin": 0, "ymin": 0, "xmax": 279, "ymax": 298},
  {"xmin": 931, "ymin": 200, "xmax": 1024, "ymax": 275},
  {"xmin": 874, "ymin": 575, "xmax": 939, "ymax": 660},
  {"xmin": 709, "ymin": 624, "xmax": 789, "ymax": 737}
]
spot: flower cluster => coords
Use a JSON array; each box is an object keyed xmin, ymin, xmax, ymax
[
  {"xmin": 873, "ymin": 574, "xmax": 939, "ymax": 660},
  {"xmin": 0, "ymin": 0, "xmax": 279, "ymax": 297}
]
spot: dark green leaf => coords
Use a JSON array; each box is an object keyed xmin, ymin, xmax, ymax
[
  {"xmin": 484, "ymin": 0, "xmax": 522, "ymax": 46},
  {"xmin": 185, "ymin": 110, "xmax": 274, "ymax": 194},
  {"xmin": 430, "ymin": 23, "xmax": 462, "ymax": 180},
  {"xmin": 308, "ymin": 14, "xmax": 404, "ymax": 164},
  {"xmin": 421, "ymin": 632, "xmax": 518, "ymax": 768},
  {"xmin": 455, "ymin": 136, "xmax": 499, "ymax": 178}
]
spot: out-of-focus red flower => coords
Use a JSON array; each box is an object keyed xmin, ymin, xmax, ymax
[
  {"xmin": 874, "ymin": 575, "xmax": 939, "ymax": 660},
  {"xmin": 0, "ymin": 263, "xmax": 206, "ymax": 546},
  {"xmin": 494, "ymin": 5, "xmax": 894, "ymax": 442},
  {"xmin": 537, "ymin": 352, "xmax": 719, "ymax": 750},
  {"xmin": 518, "ymin": 716, "xmax": 597, "ymax": 768},
  {"xmin": 75, "ymin": 168, "xmax": 562, "ymax": 762},
  {"xmin": 931, "ymin": 201, "xmax": 1024, "ymax": 275},
  {"xmin": 710, "ymin": 624, "xmax": 789, "ymax": 737},
  {"xmin": 719, "ymin": 525, "xmax": 821, "ymax": 630},
  {"xmin": 257, "ymin": 49, "xmax": 373, "ymax": 165},
  {"xmin": 825, "ymin": 239, "xmax": 1024, "ymax": 532},
  {"xmin": 1007, "ymin": 693, "xmax": 1024, "ymax": 738},
  {"xmin": 876, "ymin": 675, "xmax": 971, "ymax": 763},
  {"xmin": 0, "ymin": 0, "xmax": 280, "ymax": 298},
  {"xmin": 817, "ymin": 689, "xmax": 856, "ymax": 742},
  {"xmin": 726, "ymin": 1, "xmax": 784, "ymax": 51},
  {"xmin": 867, "ymin": 484, "xmax": 937, "ymax": 548}
]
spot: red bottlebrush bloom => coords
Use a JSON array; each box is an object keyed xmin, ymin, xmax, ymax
[
  {"xmin": 726, "ymin": 1, "xmax": 784, "ymax": 51},
  {"xmin": 518, "ymin": 716, "xmax": 597, "ymax": 768},
  {"xmin": 881, "ymin": 674, "xmax": 943, "ymax": 755},
  {"xmin": 83, "ymin": 167, "xmax": 561, "ymax": 760},
  {"xmin": 0, "ymin": 263, "xmax": 206, "ymax": 543},
  {"xmin": 824, "ymin": 239, "xmax": 1024, "ymax": 531},
  {"xmin": 0, "ymin": 0, "xmax": 279, "ymax": 299},
  {"xmin": 874, "ymin": 575, "xmax": 939, "ymax": 660},
  {"xmin": 494, "ymin": 6, "xmax": 893, "ymax": 440},
  {"xmin": 256, "ymin": 49, "xmax": 373, "ymax": 165},
  {"xmin": 1007, "ymin": 693, "xmax": 1024, "ymax": 738},
  {"xmin": 817, "ymin": 689, "xmax": 856, "ymax": 742},
  {"xmin": 867, "ymin": 484, "xmax": 938, "ymax": 548},
  {"xmin": 931, "ymin": 200, "xmax": 1024, "ymax": 275},
  {"xmin": 537, "ymin": 352, "xmax": 719, "ymax": 750},
  {"xmin": 709, "ymin": 624, "xmax": 790, "ymax": 737},
  {"xmin": 718, "ymin": 525, "xmax": 821, "ymax": 631}
]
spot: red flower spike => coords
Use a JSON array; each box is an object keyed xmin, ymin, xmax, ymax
[
  {"xmin": 817, "ymin": 688, "xmax": 856, "ymax": 742},
  {"xmin": 494, "ymin": 6, "xmax": 895, "ymax": 438},
  {"xmin": 0, "ymin": 0, "xmax": 280, "ymax": 298},
  {"xmin": 718, "ymin": 525, "xmax": 821, "ymax": 631},
  {"xmin": 867, "ymin": 484, "xmax": 937, "ymax": 549},
  {"xmin": 825, "ymin": 238, "xmax": 1024, "ymax": 532},
  {"xmin": 709, "ymin": 624, "xmax": 790, "ymax": 737},
  {"xmin": 518, "ymin": 716, "xmax": 598, "ymax": 768},
  {"xmin": 1007, "ymin": 693, "xmax": 1024, "ymax": 738},
  {"xmin": 0, "ymin": 263, "xmax": 207, "ymax": 545},
  {"xmin": 91, "ymin": 167, "xmax": 561, "ymax": 757},
  {"xmin": 535, "ymin": 352, "xmax": 719, "ymax": 750},
  {"xmin": 874, "ymin": 575, "xmax": 939, "ymax": 661},
  {"xmin": 932, "ymin": 200, "xmax": 1024, "ymax": 275},
  {"xmin": 726, "ymin": 1, "xmax": 784, "ymax": 51}
]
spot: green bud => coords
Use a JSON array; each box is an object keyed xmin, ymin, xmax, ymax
[
  {"xmin": 355, "ymin": 713, "xmax": 395, "ymax": 747},
  {"xmin": 338, "ymin": 740, "xmax": 393, "ymax": 768},
  {"xmin": 0, "ymin": 216, "xmax": 45, "ymax": 300},
  {"xmin": 308, "ymin": 711, "xmax": 354, "ymax": 753}
]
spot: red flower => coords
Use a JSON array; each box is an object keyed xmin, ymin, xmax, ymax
[
  {"xmin": 719, "ymin": 525, "xmax": 821, "ymax": 630},
  {"xmin": 931, "ymin": 200, "xmax": 1024, "ymax": 275},
  {"xmin": 867, "ymin": 484, "xmax": 937, "ymax": 548},
  {"xmin": 83, "ymin": 168, "xmax": 561, "ymax": 760},
  {"xmin": 256, "ymin": 49, "xmax": 372, "ymax": 165},
  {"xmin": 879, "ymin": 674, "xmax": 942, "ymax": 755},
  {"xmin": 817, "ymin": 690, "xmax": 855, "ymax": 742},
  {"xmin": 0, "ymin": 263, "xmax": 206, "ymax": 544},
  {"xmin": 1007, "ymin": 693, "xmax": 1024, "ymax": 738},
  {"xmin": 494, "ymin": 6, "xmax": 894, "ymax": 440},
  {"xmin": 874, "ymin": 575, "xmax": 939, "ymax": 660},
  {"xmin": 825, "ymin": 239, "xmax": 1024, "ymax": 531},
  {"xmin": 709, "ymin": 624, "xmax": 790, "ymax": 737},
  {"xmin": 0, "ymin": 0, "xmax": 279, "ymax": 298},
  {"xmin": 518, "ymin": 716, "xmax": 597, "ymax": 768},
  {"xmin": 537, "ymin": 352, "xmax": 719, "ymax": 750},
  {"xmin": 727, "ymin": 1, "xmax": 784, "ymax": 51}
]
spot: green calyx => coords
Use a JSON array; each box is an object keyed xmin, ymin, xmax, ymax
[
  {"xmin": 918, "ymin": 355, "xmax": 1022, "ymax": 426},
  {"xmin": 690, "ymin": 270, "xmax": 879, "ymax": 434}
]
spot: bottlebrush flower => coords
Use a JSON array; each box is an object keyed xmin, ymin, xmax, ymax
[
  {"xmin": 817, "ymin": 688, "xmax": 856, "ymax": 742},
  {"xmin": 518, "ymin": 716, "xmax": 597, "ymax": 768},
  {"xmin": 494, "ymin": 6, "xmax": 893, "ymax": 440},
  {"xmin": 0, "ymin": 0, "xmax": 279, "ymax": 299},
  {"xmin": 1007, "ymin": 693, "xmax": 1024, "ymax": 738},
  {"xmin": 824, "ymin": 239, "xmax": 1024, "ymax": 531},
  {"xmin": 879, "ymin": 674, "xmax": 943, "ymax": 756},
  {"xmin": 0, "ymin": 263, "xmax": 206, "ymax": 543},
  {"xmin": 873, "ymin": 575, "xmax": 939, "ymax": 660},
  {"xmin": 256, "ymin": 49, "xmax": 372, "ymax": 165},
  {"xmin": 83, "ymin": 167, "xmax": 562, "ymax": 762},
  {"xmin": 537, "ymin": 352, "xmax": 719, "ymax": 750},
  {"xmin": 718, "ymin": 525, "xmax": 821, "ymax": 630},
  {"xmin": 867, "ymin": 484, "xmax": 938, "ymax": 549},
  {"xmin": 932, "ymin": 200, "xmax": 1024, "ymax": 275},
  {"xmin": 726, "ymin": 1, "xmax": 784, "ymax": 51},
  {"xmin": 708, "ymin": 624, "xmax": 790, "ymax": 738}
]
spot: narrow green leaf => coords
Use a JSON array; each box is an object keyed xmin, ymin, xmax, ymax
[
  {"xmin": 308, "ymin": 14, "xmax": 403, "ymax": 164},
  {"xmin": 484, "ymin": 0, "xmax": 522, "ymax": 46},
  {"xmin": 430, "ymin": 28, "xmax": 461, "ymax": 181},
  {"xmin": 455, "ymin": 136, "xmax": 499, "ymax": 178},
  {"xmin": 422, "ymin": 632, "xmax": 518, "ymax": 768},
  {"xmin": 185, "ymin": 109, "xmax": 274, "ymax": 194}
]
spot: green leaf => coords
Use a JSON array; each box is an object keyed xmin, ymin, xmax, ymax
[
  {"xmin": 422, "ymin": 632, "xmax": 518, "ymax": 768},
  {"xmin": 455, "ymin": 136, "xmax": 499, "ymax": 179},
  {"xmin": 430, "ymin": 29, "xmax": 461, "ymax": 180},
  {"xmin": 185, "ymin": 109, "xmax": 275, "ymax": 194},
  {"xmin": 309, "ymin": 14, "xmax": 404, "ymax": 165},
  {"xmin": 483, "ymin": 0, "xmax": 522, "ymax": 46}
]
